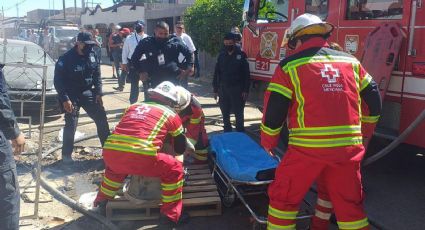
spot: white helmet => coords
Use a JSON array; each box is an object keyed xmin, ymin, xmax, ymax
[
  {"xmin": 174, "ymin": 86, "xmax": 192, "ymax": 111},
  {"xmin": 283, "ymin": 13, "xmax": 334, "ymax": 49},
  {"xmin": 148, "ymin": 81, "xmax": 179, "ymax": 104}
]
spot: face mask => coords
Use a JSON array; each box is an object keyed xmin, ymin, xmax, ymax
[
  {"xmin": 225, "ymin": 45, "xmax": 235, "ymax": 52},
  {"xmin": 155, "ymin": 37, "xmax": 168, "ymax": 45},
  {"xmin": 82, "ymin": 44, "xmax": 94, "ymax": 56}
]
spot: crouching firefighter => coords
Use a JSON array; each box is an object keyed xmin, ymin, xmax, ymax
[
  {"xmin": 260, "ymin": 14, "xmax": 381, "ymax": 230},
  {"xmin": 94, "ymin": 81, "xmax": 190, "ymax": 226},
  {"xmin": 174, "ymin": 86, "xmax": 209, "ymax": 163}
]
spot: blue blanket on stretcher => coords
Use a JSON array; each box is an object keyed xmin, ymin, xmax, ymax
[{"xmin": 210, "ymin": 132, "xmax": 279, "ymax": 182}]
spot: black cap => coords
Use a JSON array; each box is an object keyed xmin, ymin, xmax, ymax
[
  {"xmin": 135, "ymin": 20, "xmax": 145, "ymax": 27},
  {"xmin": 224, "ymin": 32, "xmax": 236, "ymax": 40},
  {"xmin": 77, "ymin": 32, "xmax": 96, "ymax": 44}
]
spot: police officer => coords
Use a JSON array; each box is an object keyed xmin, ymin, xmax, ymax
[
  {"xmin": 0, "ymin": 64, "xmax": 26, "ymax": 230},
  {"xmin": 130, "ymin": 21, "xmax": 194, "ymax": 89},
  {"xmin": 54, "ymin": 32, "xmax": 110, "ymax": 163},
  {"xmin": 213, "ymin": 33, "xmax": 250, "ymax": 132}
]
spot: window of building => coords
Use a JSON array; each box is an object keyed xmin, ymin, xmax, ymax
[
  {"xmin": 258, "ymin": 0, "xmax": 289, "ymax": 23},
  {"xmin": 346, "ymin": 0, "xmax": 403, "ymax": 20},
  {"xmin": 305, "ymin": 0, "xmax": 329, "ymax": 20}
]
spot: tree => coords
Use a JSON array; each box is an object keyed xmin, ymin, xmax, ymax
[{"xmin": 184, "ymin": 0, "xmax": 244, "ymax": 56}]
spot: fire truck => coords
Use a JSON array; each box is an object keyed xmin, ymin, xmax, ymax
[{"xmin": 242, "ymin": 0, "xmax": 425, "ymax": 148}]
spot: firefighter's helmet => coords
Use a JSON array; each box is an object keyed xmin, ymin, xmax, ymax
[
  {"xmin": 174, "ymin": 86, "xmax": 192, "ymax": 112},
  {"xmin": 148, "ymin": 81, "xmax": 179, "ymax": 104},
  {"xmin": 283, "ymin": 13, "xmax": 334, "ymax": 49}
]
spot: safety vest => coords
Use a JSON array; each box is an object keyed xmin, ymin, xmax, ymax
[
  {"xmin": 261, "ymin": 39, "xmax": 374, "ymax": 149},
  {"xmin": 104, "ymin": 102, "xmax": 183, "ymax": 156}
]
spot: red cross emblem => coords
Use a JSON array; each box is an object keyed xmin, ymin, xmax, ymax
[{"xmin": 321, "ymin": 64, "xmax": 340, "ymax": 83}]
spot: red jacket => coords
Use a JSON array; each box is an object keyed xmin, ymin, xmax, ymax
[
  {"xmin": 104, "ymin": 101, "xmax": 184, "ymax": 156},
  {"xmin": 179, "ymin": 97, "xmax": 206, "ymax": 146},
  {"xmin": 261, "ymin": 37, "xmax": 381, "ymax": 162}
]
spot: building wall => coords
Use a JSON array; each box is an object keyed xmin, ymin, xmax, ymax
[{"xmin": 81, "ymin": 5, "xmax": 146, "ymax": 28}]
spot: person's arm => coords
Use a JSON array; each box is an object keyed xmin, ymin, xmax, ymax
[
  {"xmin": 122, "ymin": 37, "xmax": 130, "ymax": 65},
  {"xmin": 241, "ymin": 52, "xmax": 251, "ymax": 100},
  {"xmin": 359, "ymin": 65, "xmax": 382, "ymax": 139},
  {"xmin": 261, "ymin": 66, "xmax": 294, "ymax": 152},
  {"xmin": 54, "ymin": 57, "xmax": 69, "ymax": 102},
  {"xmin": 109, "ymin": 34, "xmax": 116, "ymax": 48},
  {"xmin": 184, "ymin": 34, "xmax": 196, "ymax": 53},
  {"xmin": 213, "ymin": 56, "xmax": 220, "ymax": 92},
  {"xmin": 167, "ymin": 114, "xmax": 186, "ymax": 155},
  {"xmin": 185, "ymin": 104, "xmax": 203, "ymax": 146},
  {"xmin": 130, "ymin": 39, "xmax": 149, "ymax": 77},
  {"xmin": 0, "ymin": 70, "xmax": 25, "ymax": 154},
  {"xmin": 179, "ymin": 42, "xmax": 194, "ymax": 71},
  {"xmin": 92, "ymin": 54, "xmax": 103, "ymax": 98},
  {"xmin": 0, "ymin": 72, "xmax": 21, "ymax": 140}
]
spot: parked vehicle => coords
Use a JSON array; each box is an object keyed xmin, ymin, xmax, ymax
[
  {"xmin": 48, "ymin": 25, "xmax": 79, "ymax": 59},
  {"xmin": 38, "ymin": 19, "xmax": 79, "ymax": 59},
  {"xmin": 0, "ymin": 38, "xmax": 59, "ymax": 115}
]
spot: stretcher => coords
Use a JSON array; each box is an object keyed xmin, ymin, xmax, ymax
[{"xmin": 209, "ymin": 132, "xmax": 312, "ymax": 228}]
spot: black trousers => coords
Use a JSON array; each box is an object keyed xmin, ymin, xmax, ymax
[
  {"xmin": 0, "ymin": 133, "xmax": 19, "ymax": 230},
  {"xmin": 129, "ymin": 69, "xmax": 151, "ymax": 104},
  {"xmin": 218, "ymin": 86, "xmax": 246, "ymax": 132},
  {"xmin": 62, "ymin": 91, "xmax": 110, "ymax": 157}
]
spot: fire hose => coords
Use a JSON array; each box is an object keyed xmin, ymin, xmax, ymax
[
  {"xmin": 363, "ymin": 108, "xmax": 425, "ymax": 166},
  {"xmin": 33, "ymin": 133, "xmax": 119, "ymax": 230}
]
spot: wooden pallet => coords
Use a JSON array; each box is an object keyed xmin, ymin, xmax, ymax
[{"xmin": 105, "ymin": 164, "xmax": 222, "ymax": 221}]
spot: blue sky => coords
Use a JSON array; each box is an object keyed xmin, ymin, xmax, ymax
[{"xmin": 2, "ymin": 0, "xmax": 114, "ymax": 17}]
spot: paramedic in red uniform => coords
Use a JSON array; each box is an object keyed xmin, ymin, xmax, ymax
[
  {"xmin": 174, "ymin": 86, "xmax": 209, "ymax": 163},
  {"xmin": 260, "ymin": 14, "xmax": 382, "ymax": 230},
  {"xmin": 311, "ymin": 42, "xmax": 382, "ymax": 230},
  {"xmin": 93, "ymin": 81, "xmax": 189, "ymax": 227}
]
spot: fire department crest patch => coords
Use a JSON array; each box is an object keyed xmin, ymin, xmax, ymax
[{"xmin": 260, "ymin": 31, "xmax": 278, "ymax": 59}]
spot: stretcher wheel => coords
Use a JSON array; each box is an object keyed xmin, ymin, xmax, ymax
[{"xmin": 222, "ymin": 188, "xmax": 235, "ymax": 207}]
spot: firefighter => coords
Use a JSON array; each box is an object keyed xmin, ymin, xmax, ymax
[
  {"xmin": 93, "ymin": 81, "xmax": 189, "ymax": 227},
  {"xmin": 174, "ymin": 86, "xmax": 209, "ymax": 163},
  {"xmin": 54, "ymin": 32, "xmax": 110, "ymax": 163},
  {"xmin": 0, "ymin": 64, "xmax": 26, "ymax": 230},
  {"xmin": 260, "ymin": 13, "xmax": 382, "ymax": 230}
]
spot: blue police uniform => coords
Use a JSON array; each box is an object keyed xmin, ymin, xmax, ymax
[
  {"xmin": 213, "ymin": 45, "xmax": 250, "ymax": 132},
  {"xmin": 54, "ymin": 44, "xmax": 110, "ymax": 159},
  {"xmin": 0, "ymin": 65, "xmax": 21, "ymax": 230},
  {"xmin": 130, "ymin": 35, "xmax": 193, "ymax": 88}
]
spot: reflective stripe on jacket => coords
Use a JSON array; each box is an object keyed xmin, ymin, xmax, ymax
[
  {"xmin": 261, "ymin": 38, "xmax": 373, "ymax": 150},
  {"xmin": 104, "ymin": 102, "xmax": 183, "ymax": 156}
]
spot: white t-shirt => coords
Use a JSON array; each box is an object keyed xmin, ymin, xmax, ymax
[
  {"xmin": 122, "ymin": 32, "xmax": 148, "ymax": 64},
  {"xmin": 178, "ymin": 33, "xmax": 196, "ymax": 52},
  {"xmin": 176, "ymin": 33, "xmax": 196, "ymax": 63}
]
